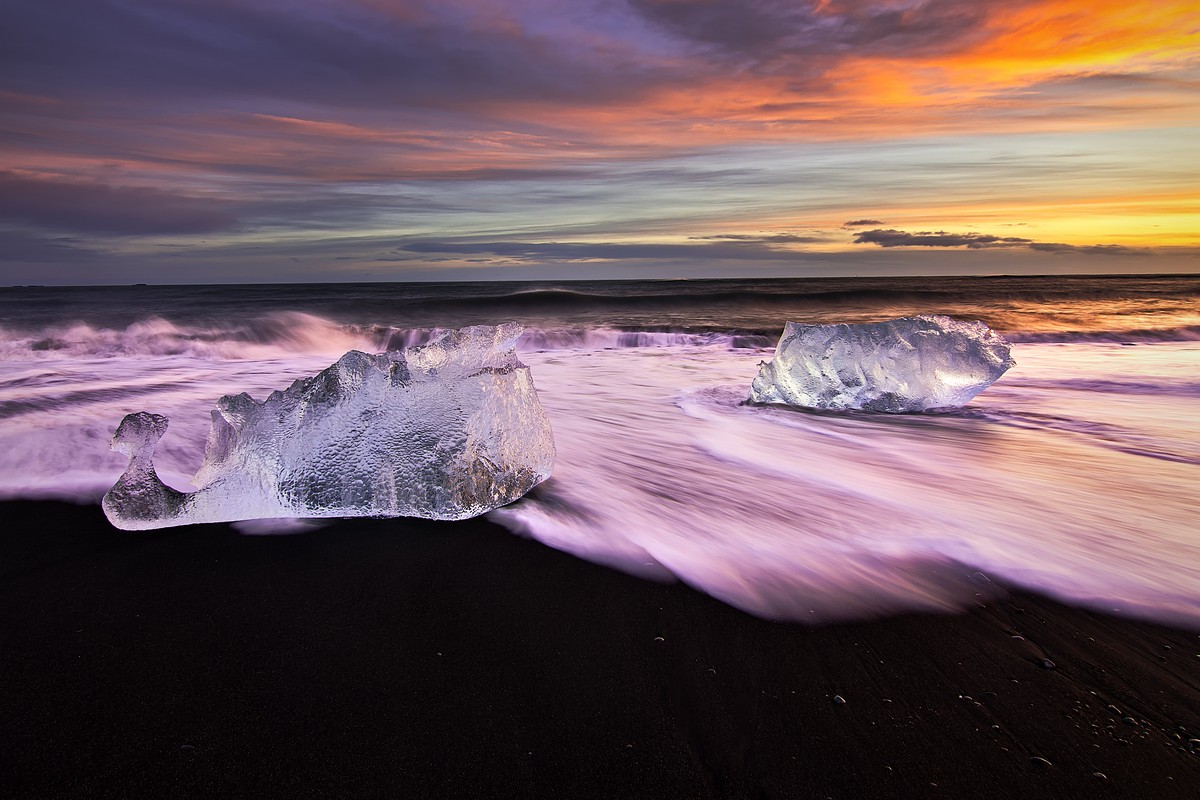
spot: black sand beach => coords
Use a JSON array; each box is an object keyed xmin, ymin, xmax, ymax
[{"xmin": 2, "ymin": 500, "xmax": 1198, "ymax": 799}]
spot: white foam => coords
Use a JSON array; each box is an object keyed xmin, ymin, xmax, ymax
[
  {"xmin": 492, "ymin": 343, "xmax": 1200, "ymax": 624},
  {"xmin": 0, "ymin": 314, "xmax": 773, "ymax": 362},
  {"xmin": 2, "ymin": 336, "xmax": 1199, "ymax": 626},
  {"xmin": 0, "ymin": 312, "xmax": 377, "ymax": 361}
]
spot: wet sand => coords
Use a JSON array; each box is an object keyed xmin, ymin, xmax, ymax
[{"xmin": 2, "ymin": 500, "xmax": 1198, "ymax": 799}]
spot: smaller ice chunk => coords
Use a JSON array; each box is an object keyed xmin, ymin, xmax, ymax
[
  {"xmin": 103, "ymin": 324, "xmax": 554, "ymax": 530},
  {"xmin": 748, "ymin": 315, "xmax": 1014, "ymax": 412}
]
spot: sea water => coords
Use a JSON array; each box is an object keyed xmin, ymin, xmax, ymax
[{"xmin": 2, "ymin": 276, "xmax": 1197, "ymax": 624}]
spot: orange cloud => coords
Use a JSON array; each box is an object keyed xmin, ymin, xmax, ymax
[
  {"xmin": 963, "ymin": 1, "xmax": 1199, "ymax": 75},
  {"xmin": 2, "ymin": 0, "xmax": 1194, "ymax": 268},
  {"xmin": 463, "ymin": 1, "xmax": 1197, "ymax": 154}
]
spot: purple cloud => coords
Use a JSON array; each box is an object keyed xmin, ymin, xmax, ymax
[
  {"xmin": 0, "ymin": 172, "xmax": 237, "ymax": 235},
  {"xmin": 0, "ymin": 0, "xmax": 667, "ymax": 113},
  {"xmin": 629, "ymin": 0, "xmax": 991, "ymax": 63}
]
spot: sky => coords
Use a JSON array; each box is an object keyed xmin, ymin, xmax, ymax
[{"xmin": 1, "ymin": 0, "xmax": 1198, "ymax": 284}]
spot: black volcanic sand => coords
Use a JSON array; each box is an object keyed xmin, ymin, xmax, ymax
[{"xmin": 2, "ymin": 502, "xmax": 1198, "ymax": 799}]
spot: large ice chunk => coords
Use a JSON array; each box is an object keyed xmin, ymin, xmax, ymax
[
  {"xmin": 748, "ymin": 315, "xmax": 1014, "ymax": 412},
  {"xmin": 103, "ymin": 324, "xmax": 555, "ymax": 530}
]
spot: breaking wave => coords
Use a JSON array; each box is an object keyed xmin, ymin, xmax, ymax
[
  {"xmin": 0, "ymin": 315, "xmax": 777, "ymax": 360},
  {"xmin": 7, "ymin": 311, "xmax": 1200, "ymax": 361},
  {"xmin": 0, "ymin": 312, "xmax": 377, "ymax": 360},
  {"xmin": 0, "ymin": 316, "xmax": 1198, "ymax": 625},
  {"xmin": 1005, "ymin": 325, "xmax": 1200, "ymax": 344}
]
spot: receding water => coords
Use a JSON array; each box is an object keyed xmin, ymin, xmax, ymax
[{"xmin": 2, "ymin": 276, "xmax": 1197, "ymax": 624}]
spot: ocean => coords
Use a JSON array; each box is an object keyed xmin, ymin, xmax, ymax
[{"xmin": 2, "ymin": 275, "xmax": 1198, "ymax": 624}]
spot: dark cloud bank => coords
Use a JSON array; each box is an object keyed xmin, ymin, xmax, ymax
[
  {"xmin": 0, "ymin": 172, "xmax": 237, "ymax": 235},
  {"xmin": 0, "ymin": 0, "xmax": 663, "ymax": 114},
  {"xmin": 853, "ymin": 228, "xmax": 1151, "ymax": 256},
  {"xmin": 629, "ymin": 0, "xmax": 991, "ymax": 63}
]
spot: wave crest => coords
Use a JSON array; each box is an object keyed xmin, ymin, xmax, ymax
[
  {"xmin": 0, "ymin": 315, "xmax": 778, "ymax": 360},
  {"xmin": 0, "ymin": 312, "xmax": 379, "ymax": 360},
  {"xmin": 1006, "ymin": 325, "xmax": 1200, "ymax": 344},
  {"xmin": 4, "ymin": 308, "xmax": 1198, "ymax": 362}
]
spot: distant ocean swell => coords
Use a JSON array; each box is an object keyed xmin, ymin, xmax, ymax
[
  {"xmin": 1004, "ymin": 326, "xmax": 1200, "ymax": 343},
  {"xmin": 376, "ymin": 283, "xmax": 1200, "ymax": 312}
]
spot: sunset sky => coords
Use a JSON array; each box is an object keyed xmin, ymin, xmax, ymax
[{"xmin": 2, "ymin": 0, "xmax": 1198, "ymax": 283}]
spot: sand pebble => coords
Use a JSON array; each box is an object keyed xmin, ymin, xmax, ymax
[
  {"xmin": 1040, "ymin": 659, "xmax": 1056, "ymax": 669},
  {"xmin": 833, "ymin": 695, "xmax": 846, "ymax": 705},
  {"xmin": 1029, "ymin": 756, "xmax": 1053, "ymax": 768},
  {"xmin": 1092, "ymin": 772, "xmax": 1108, "ymax": 780}
]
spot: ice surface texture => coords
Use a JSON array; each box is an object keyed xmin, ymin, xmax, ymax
[
  {"xmin": 748, "ymin": 316, "xmax": 1014, "ymax": 412},
  {"xmin": 103, "ymin": 325, "xmax": 555, "ymax": 530}
]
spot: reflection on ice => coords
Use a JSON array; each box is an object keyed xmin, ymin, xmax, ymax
[
  {"xmin": 103, "ymin": 326, "xmax": 555, "ymax": 529},
  {"xmin": 748, "ymin": 316, "xmax": 1013, "ymax": 412}
]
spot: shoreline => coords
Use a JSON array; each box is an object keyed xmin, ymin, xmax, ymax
[{"xmin": 2, "ymin": 500, "xmax": 1198, "ymax": 798}]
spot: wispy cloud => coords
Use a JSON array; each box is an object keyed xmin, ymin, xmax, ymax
[
  {"xmin": 629, "ymin": 0, "xmax": 992, "ymax": 63},
  {"xmin": 689, "ymin": 233, "xmax": 827, "ymax": 243},
  {"xmin": 1029, "ymin": 242, "xmax": 1152, "ymax": 256},
  {"xmin": 395, "ymin": 239, "xmax": 816, "ymax": 262},
  {"xmin": 0, "ymin": 171, "xmax": 238, "ymax": 235},
  {"xmin": 1, "ymin": 0, "xmax": 1196, "ymax": 281}
]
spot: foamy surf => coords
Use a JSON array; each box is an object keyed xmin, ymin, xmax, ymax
[
  {"xmin": 1, "ymin": 277, "xmax": 1197, "ymax": 625},
  {"xmin": 490, "ymin": 344, "xmax": 1200, "ymax": 624}
]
